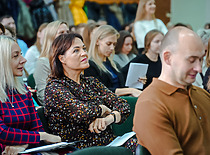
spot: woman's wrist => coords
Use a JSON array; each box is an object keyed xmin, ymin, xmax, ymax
[
  {"xmin": 39, "ymin": 132, "xmax": 48, "ymax": 141},
  {"xmin": 109, "ymin": 112, "xmax": 116, "ymax": 124}
]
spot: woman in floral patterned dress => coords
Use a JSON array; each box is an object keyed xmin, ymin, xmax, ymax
[{"xmin": 44, "ymin": 33, "xmax": 132, "ymax": 149}]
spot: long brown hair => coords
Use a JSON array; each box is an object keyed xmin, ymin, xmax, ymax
[
  {"xmin": 143, "ymin": 29, "xmax": 163, "ymax": 54},
  {"xmin": 115, "ymin": 30, "xmax": 138, "ymax": 55},
  {"xmin": 50, "ymin": 33, "xmax": 83, "ymax": 78}
]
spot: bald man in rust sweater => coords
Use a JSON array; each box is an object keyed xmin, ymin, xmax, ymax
[{"xmin": 133, "ymin": 26, "xmax": 210, "ymax": 155}]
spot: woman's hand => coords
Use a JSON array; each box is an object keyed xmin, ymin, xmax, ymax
[
  {"xmin": 89, "ymin": 115, "xmax": 114, "ymax": 134},
  {"xmin": 2, "ymin": 144, "xmax": 28, "ymax": 155},
  {"xmin": 39, "ymin": 132, "xmax": 61, "ymax": 144},
  {"xmin": 99, "ymin": 105, "xmax": 112, "ymax": 117},
  {"xmin": 130, "ymin": 88, "xmax": 142, "ymax": 97},
  {"xmin": 89, "ymin": 111, "xmax": 121, "ymax": 134},
  {"xmin": 138, "ymin": 77, "xmax": 147, "ymax": 85},
  {"xmin": 115, "ymin": 88, "xmax": 142, "ymax": 97}
]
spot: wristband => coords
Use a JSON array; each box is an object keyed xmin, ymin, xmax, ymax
[{"xmin": 109, "ymin": 112, "xmax": 116, "ymax": 124}]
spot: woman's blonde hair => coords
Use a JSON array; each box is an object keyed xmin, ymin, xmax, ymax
[
  {"xmin": 0, "ymin": 36, "xmax": 27, "ymax": 102},
  {"xmin": 40, "ymin": 20, "xmax": 68, "ymax": 59},
  {"xmin": 35, "ymin": 23, "xmax": 48, "ymax": 52},
  {"xmin": 135, "ymin": 0, "xmax": 156, "ymax": 21},
  {"xmin": 88, "ymin": 25, "xmax": 119, "ymax": 73}
]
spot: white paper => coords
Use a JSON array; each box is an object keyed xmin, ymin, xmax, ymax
[
  {"xmin": 106, "ymin": 131, "xmax": 136, "ymax": 147},
  {"xmin": 19, "ymin": 142, "xmax": 75, "ymax": 154},
  {"xmin": 125, "ymin": 63, "xmax": 148, "ymax": 89}
]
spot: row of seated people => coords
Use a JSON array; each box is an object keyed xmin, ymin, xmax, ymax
[
  {"xmin": 30, "ymin": 21, "xmax": 164, "ymax": 106},
  {"xmin": 1, "ymin": 25, "xmax": 210, "ymax": 155},
  {"xmin": 0, "ymin": 33, "xmax": 138, "ymax": 154},
  {"xmin": 1, "ymin": 24, "xmax": 210, "ymax": 155}
]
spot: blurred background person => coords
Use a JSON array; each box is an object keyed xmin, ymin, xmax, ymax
[
  {"xmin": 25, "ymin": 23, "xmax": 48, "ymax": 75},
  {"xmin": 4, "ymin": 26, "xmax": 16, "ymax": 38},
  {"xmin": 133, "ymin": 0, "xmax": 167, "ymax": 54},
  {"xmin": 83, "ymin": 22, "xmax": 100, "ymax": 51},
  {"xmin": 193, "ymin": 29, "xmax": 210, "ymax": 88},
  {"xmin": 122, "ymin": 29, "xmax": 164, "ymax": 89},
  {"xmin": 114, "ymin": 30, "xmax": 138, "ymax": 68},
  {"xmin": 34, "ymin": 21, "xmax": 69, "ymax": 105},
  {"xmin": 0, "ymin": 15, "xmax": 28, "ymax": 56},
  {"xmin": 203, "ymin": 38, "xmax": 210, "ymax": 93},
  {"xmin": 0, "ymin": 23, "xmax": 5, "ymax": 35}
]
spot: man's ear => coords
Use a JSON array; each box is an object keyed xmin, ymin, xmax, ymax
[
  {"xmin": 58, "ymin": 55, "xmax": 65, "ymax": 64},
  {"xmin": 163, "ymin": 51, "xmax": 172, "ymax": 65}
]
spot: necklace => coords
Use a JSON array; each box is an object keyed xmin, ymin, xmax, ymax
[{"xmin": 7, "ymin": 90, "xmax": 14, "ymax": 108}]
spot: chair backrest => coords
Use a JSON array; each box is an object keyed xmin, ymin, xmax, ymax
[
  {"xmin": 27, "ymin": 74, "xmax": 36, "ymax": 89},
  {"xmin": 135, "ymin": 144, "xmax": 151, "ymax": 155},
  {"xmin": 71, "ymin": 146, "xmax": 133, "ymax": 155},
  {"xmin": 37, "ymin": 107, "xmax": 50, "ymax": 133},
  {"xmin": 112, "ymin": 96, "xmax": 138, "ymax": 136}
]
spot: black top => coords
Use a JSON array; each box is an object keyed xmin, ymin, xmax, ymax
[
  {"xmin": 203, "ymin": 67, "xmax": 210, "ymax": 93},
  {"xmin": 84, "ymin": 59, "xmax": 125, "ymax": 92},
  {"xmin": 121, "ymin": 54, "xmax": 162, "ymax": 89}
]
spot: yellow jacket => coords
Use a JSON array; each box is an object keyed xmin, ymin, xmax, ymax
[{"xmin": 69, "ymin": 0, "xmax": 88, "ymax": 25}]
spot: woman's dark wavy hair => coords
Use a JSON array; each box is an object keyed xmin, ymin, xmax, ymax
[
  {"xmin": 115, "ymin": 30, "xmax": 138, "ymax": 55},
  {"xmin": 50, "ymin": 33, "xmax": 83, "ymax": 78}
]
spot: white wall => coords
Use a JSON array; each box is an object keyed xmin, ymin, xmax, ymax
[{"xmin": 171, "ymin": 0, "xmax": 210, "ymax": 32}]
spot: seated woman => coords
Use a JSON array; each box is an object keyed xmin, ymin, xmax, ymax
[
  {"xmin": 203, "ymin": 38, "xmax": 210, "ymax": 93},
  {"xmin": 44, "ymin": 33, "xmax": 131, "ymax": 149},
  {"xmin": 34, "ymin": 20, "xmax": 69, "ymax": 105},
  {"xmin": 121, "ymin": 29, "xmax": 164, "ymax": 89},
  {"xmin": 114, "ymin": 30, "xmax": 138, "ymax": 68},
  {"xmin": 84, "ymin": 25, "xmax": 142, "ymax": 97},
  {"xmin": 25, "ymin": 23, "xmax": 48, "ymax": 75},
  {"xmin": 0, "ymin": 36, "xmax": 61, "ymax": 155}
]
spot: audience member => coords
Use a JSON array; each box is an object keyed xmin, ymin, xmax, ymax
[
  {"xmin": 83, "ymin": 22, "xmax": 100, "ymax": 51},
  {"xmin": 122, "ymin": 29, "xmax": 164, "ymax": 89},
  {"xmin": 114, "ymin": 30, "xmax": 138, "ymax": 68},
  {"xmin": 44, "ymin": 33, "xmax": 135, "ymax": 150},
  {"xmin": 204, "ymin": 23, "xmax": 210, "ymax": 29},
  {"xmin": 193, "ymin": 28, "xmax": 210, "ymax": 88},
  {"xmin": 84, "ymin": 25, "xmax": 142, "ymax": 97},
  {"xmin": 133, "ymin": 0, "xmax": 167, "ymax": 53},
  {"xmin": 133, "ymin": 26, "xmax": 210, "ymax": 154},
  {"xmin": 4, "ymin": 26, "xmax": 16, "ymax": 38},
  {"xmin": 75, "ymin": 23, "xmax": 86, "ymax": 38},
  {"xmin": 34, "ymin": 21, "xmax": 69, "ymax": 105},
  {"xmin": 203, "ymin": 38, "xmax": 210, "ymax": 93},
  {"xmin": 0, "ymin": 23, "xmax": 5, "ymax": 35},
  {"xmin": 25, "ymin": 23, "xmax": 48, "ymax": 75},
  {"xmin": 0, "ymin": 15, "xmax": 28, "ymax": 56},
  {"xmin": 0, "ymin": 36, "xmax": 61, "ymax": 155}
]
